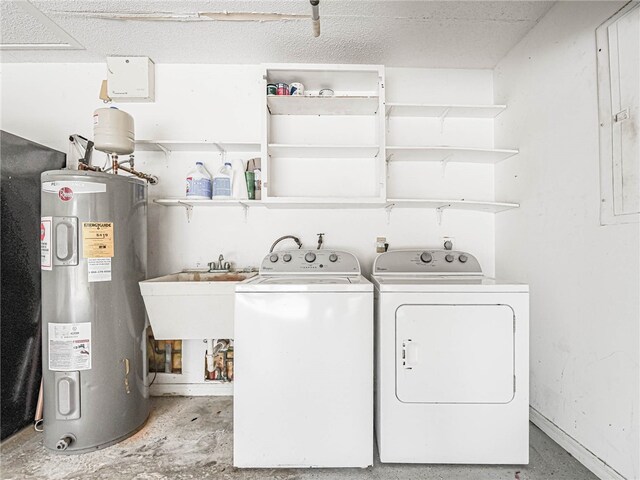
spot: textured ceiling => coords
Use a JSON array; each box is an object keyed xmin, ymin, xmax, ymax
[{"xmin": 1, "ymin": 0, "xmax": 556, "ymax": 68}]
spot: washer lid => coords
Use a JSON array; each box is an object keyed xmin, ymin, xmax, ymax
[{"xmin": 236, "ymin": 274, "xmax": 372, "ymax": 293}]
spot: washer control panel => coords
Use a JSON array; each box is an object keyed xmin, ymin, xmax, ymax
[
  {"xmin": 260, "ymin": 249, "xmax": 360, "ymax": 274},
  {"xmin": 373, "ymin": 249, "xmax": 482, "ymax": 275}
]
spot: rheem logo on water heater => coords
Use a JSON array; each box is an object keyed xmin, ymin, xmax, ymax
[{"xmin": 58, "ymin": 187, "xmax": 73, "ymax": 201}]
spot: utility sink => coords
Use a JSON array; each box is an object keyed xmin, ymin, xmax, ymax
[{"xmin": 139, "ymin": 271, "xmax": 257, "ymax": 340}]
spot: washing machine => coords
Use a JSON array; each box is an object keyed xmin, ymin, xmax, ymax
[
  {"xmin": 372, "ymin": 249, "xmax": 529, "ymax": 464},
  {"xmin": 234, "ymin": 249, "xmax": 373, "ymax": 468}
]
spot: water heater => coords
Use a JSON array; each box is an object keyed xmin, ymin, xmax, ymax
[{"xmin": 40, "ymin": 170, "xmax": 149, "ymax": 453}]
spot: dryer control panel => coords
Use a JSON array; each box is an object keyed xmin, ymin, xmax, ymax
[
  {"xmin": 373, "ymin": 249, "xmax": 482, "ymax": 275},
  {"xmin": 260, "ymin": 249, "xmax": 361, "ymax": 275}
]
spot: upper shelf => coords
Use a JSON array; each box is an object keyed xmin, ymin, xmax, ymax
[
  {"xmin": 267, "ymin": 95, "xmax": 380, "ymax": 116},
  {"xmin": 136, "ymin": 140, "xmax": 260, "ymax": 153},
  {"xmin": 385, "ymin": 103, "xmax": 507, "ymax": 118},
  {"xmin": 269, "ymin": 144, "xmax": 380, "ymax": 158},
  {"xmin": 386, "ymin": 146, "xmax": 518, "ymax": 164}
]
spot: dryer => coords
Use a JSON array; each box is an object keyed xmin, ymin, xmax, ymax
[
  {"xmin": 372, "ymin": 249, "xmax": 529, "ymax": 464},
  {"xmin": 234, "ymin": 249, "xmax": 373, "ymax": 468}
]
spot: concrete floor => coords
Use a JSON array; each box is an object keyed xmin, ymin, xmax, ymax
[{"xmin": 1, "ymin": 397, "xmax": 598, "ymax": 480}]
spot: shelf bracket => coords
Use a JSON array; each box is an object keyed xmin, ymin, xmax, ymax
[
  {"xmin": 240, "ymin": 202, "xmax": 249, "ymax": 223},
  {"xmin": 386, "ymin": 153, "xmax": 394, "ymax": 163},
  {"xmin": 440, "ymin": 154, "xmax": 453, "ymax": 177},
  {"xmin": 178, "ymin": 201, "xmax": 194, "ymax": 223},
  {"xmin": 439, "ymin": 107, "xmax": 451, "ymax": 133},
  {"xmin": 435, "ymin": 204, "xmax": 451, "ymax": 226},
  {"xmin": 155, "ymin": 143, "xmax": 170, "ymax": 157},
  {"xmin": 385, "ymin": 203, "xmax": 395, "ymax": 225},
  {"xmin": 385, "ymin": 106, "xmax": 393, "ymax": 119}
]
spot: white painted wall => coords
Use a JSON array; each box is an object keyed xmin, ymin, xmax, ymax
[
  {"xmin": 494, "ymin": 2, "xmax": 639, "ymax": 479},
  {"xmin": 0, "ymin": 63, "xmax": 497, "ymax": 278}
]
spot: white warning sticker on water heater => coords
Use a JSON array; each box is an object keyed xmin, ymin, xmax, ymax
[
  {"xmin": 40, "ymin": 217, "xmax": 52, "ymax": 271},
  {"xmin": 48, "ymin": 322, "xmax": 92, "ymax": 371},
  {"xmin": 88, "ymin": 257, "xmax": 112, "ymax": 282}
]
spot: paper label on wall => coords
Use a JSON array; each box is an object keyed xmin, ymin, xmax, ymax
[
  {"xmin": 88, "ymin": 257, "xmax": 112, "ymax": 282},
  {"xmin": 48, "ymin": 322, "xmax": 92, "ymax": 371},
  {"xmin": 82, "ymin": 222, "xmax": 114, "ymax": 258},
  {"xmin": 41, "ymin": 217, "xmax": 52, "ymax": 270}
]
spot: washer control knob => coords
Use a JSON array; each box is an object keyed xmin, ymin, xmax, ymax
[
  {"xmin": 420, "ymin": 252, "xmax": 433, "ymax": 263},
  {"xmin": 269, "ymin": 254, "xmax": 279, "ymax": 263},
  {"xmin": 459, "ymin": 254, "xmax": 468, "ymax": 263},
  {"xmin": 305, "ymin": 252, "xmax": 316, "ymax": 263},
  {"xmin": 445, "ymin": 254, "xmax": 454, "ymax": 263},
  {"xmin": 329, "ymin": 253, "xmax": 338, "ymax": 262},
  {"xmin": 283, "ymin": 253, "xmax": 292, "ymax": 262}
]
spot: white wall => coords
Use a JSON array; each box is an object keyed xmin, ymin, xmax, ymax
[
  {"xmin": 0, "ymin": 63, "xmax": 497, "ymax": 278},
  {"xmin": 494, "ymin": 2, "xmax": 639, "ymax": 479}
]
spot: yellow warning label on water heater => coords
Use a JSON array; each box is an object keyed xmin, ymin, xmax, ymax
[{"xmin": 82, "ymin": 222, "xmax": 114, "ymax": 258}]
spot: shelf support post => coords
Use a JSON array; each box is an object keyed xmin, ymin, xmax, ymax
[
  {"xmin": 439, "ymin": 107, "xmax": 451, "ymax": 133},
  {"xmin": 385, "ymin": 203, "xmax": 395, "ymax": 225},
  {"xmin": 241, "ymin": 202, "xmax": 249, "ymax": 223},
  {"xmin": 435, "ymin": 204, "xmax": 450, "ymax": 226},
  {"xmin": 155, "ymin": 143, "xmax": 170, "ymax": 158},
  {"xmin": 178, "ymin": 201, "xmax": 194, "ymax": 223},
  {"xmin": 440, "ymin": 154, "xmax": 453, "ymax": 177}
]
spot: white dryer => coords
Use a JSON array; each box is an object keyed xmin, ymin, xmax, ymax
[
  {"xmin": 372, "ymin": 249, "xmax": 529, "ymax": 464},
  {"xmin": 234, "ymin": 249, "xmax": 373, "ymax": 468}
]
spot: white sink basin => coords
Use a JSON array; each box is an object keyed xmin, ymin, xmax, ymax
[{"xmin": 139, "ymin": 271, "xmax": 257, "ymax": 340}]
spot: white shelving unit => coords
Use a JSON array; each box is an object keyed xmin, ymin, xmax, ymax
[
  {"xmin": 386, "ymin": 146, "xmax": 518, "ymax": 164},
  {"xmin": 136, "ymin": 140, "xmax": 260, "ymax": 153},
  {"xmin": 264, "ymin": 64, "xmax": 387, "ymax": 204},
  {"xmin": 386, "ymin": 103, "xmax": 506, "ymax": 118},
  {"xmin": 268, "ymin": 144, "xmax": 380, "ymax": 158},
  {"xmin": 267, "ymin": 95, "xmax": 379, "ymax": 116}
]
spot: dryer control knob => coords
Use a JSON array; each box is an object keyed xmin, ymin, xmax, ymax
[
  {"xmin": 445, "ymin": 254, "xmax": 454, "ymax": 263},
  {"xmin": 420, "ymin": 252, "xmax": 433, "ymax": 263},
  {"xmin": 283, "ymin": 253, "xmax": 292, "ymax": 262},
  {"xmin": 329, "ymin": 253, "xmax": 338, "ymax": 262},
  {"xmin": 459, "ymin": 254, "xmax": 468, "ymax": 263},
  {"xmin": 305, "ymin": 252, "xmax": 316, "ymax": 263},
  {"xmin": 270, "ymin": 254, "xmax": 279, "ymax": 263}
]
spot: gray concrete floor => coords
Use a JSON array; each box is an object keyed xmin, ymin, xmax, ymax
[{"xmin": 1, "ymin": 397, "xmax": 598, "ymax": 480}]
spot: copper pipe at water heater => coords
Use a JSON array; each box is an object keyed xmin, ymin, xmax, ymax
[{"xmin": 117, "ymin": 163, "xmax": 158, "ymax": 184}]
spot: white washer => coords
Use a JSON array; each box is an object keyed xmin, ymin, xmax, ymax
[
  {"xmin": 372, "ymin": 249, "xmax": 529, "ymax": 464},
  {"xmin": 234, "ymin": 249, "xmax": 373, "ymax": 468}
]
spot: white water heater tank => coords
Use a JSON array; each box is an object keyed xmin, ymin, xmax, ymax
[{"xmin": 93, "ymin": 107, "xmax": 135, "ymax": 155}]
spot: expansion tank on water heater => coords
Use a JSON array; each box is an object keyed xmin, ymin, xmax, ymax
[{"xmin": 40, "ymin": 169, "xmax": 149, "ymax": 453}]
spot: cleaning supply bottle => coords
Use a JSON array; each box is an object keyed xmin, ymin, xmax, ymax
[
  {"xmin": 186, "ymin": 162, "xmax": 212, "ymax": 199},
  {"xmin": 212, "ymin": 162, "xmax": 233, "ymax": 198}
]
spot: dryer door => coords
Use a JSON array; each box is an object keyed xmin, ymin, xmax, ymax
[{"xmin": 396, "ymin": 304, "xmax": 514, "ymax": 404}]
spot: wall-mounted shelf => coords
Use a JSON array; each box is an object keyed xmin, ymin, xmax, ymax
[
  {"xmin": 385, "ymin": 198, "xmax": 519, "ymax": 213},
  {"xmin": 263, "ymin": 198, "xmax": 385, "ymax": 209},
  {"xmin": 154, "ymin": 198, "xmax": 260, "ymax": 207},
  {"xmin": 386, "ymin": 146, "xmax": 518, "ymax": 164},
  {"xmin": 267, "ymin": 95, "xmax": 380, "ymax": 116},
  {"xmin": 385, "ymin": 103, "xmax": 507, "ymax": 118},
  {"xmin": 136, "ymin": 140, "xmax": 260, "ymax": 153},
  {"xmin": 268, "ymin": 144, "xmax": 380, "ymax": 158}
]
